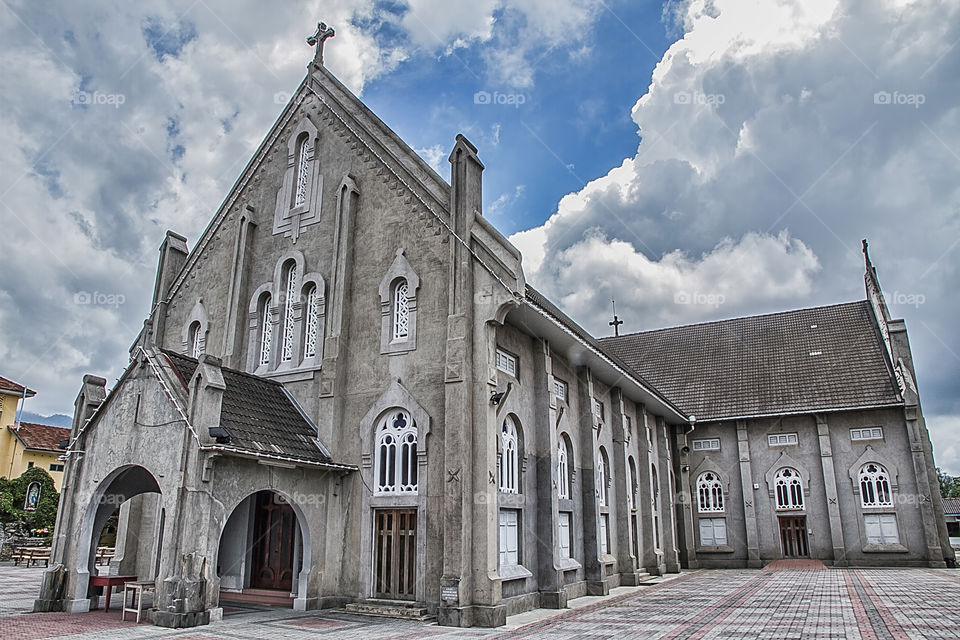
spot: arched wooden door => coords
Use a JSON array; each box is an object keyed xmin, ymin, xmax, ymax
[{"xmin": 251, "ymin": 491, "xmax": 295, "ymax": 591}]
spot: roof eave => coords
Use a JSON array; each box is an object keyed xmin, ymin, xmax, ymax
[
  {"xmin": 690, "ymin": 401, "xmax": 907, "ymax": 424},
  {"xmin": 204, "ymin": 445, "xmax": 356, "ymax": 472}
]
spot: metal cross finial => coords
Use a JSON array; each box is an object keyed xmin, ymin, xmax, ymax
[
  {"xmin": 609, "ymin": 299, "xmax": 623, "ymax": 337},
  {"xmin": 307, "ymin": 22, "xmax": 336, "ymax": 64}
]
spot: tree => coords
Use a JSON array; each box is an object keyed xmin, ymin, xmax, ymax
[
  {"xmin": 0, "ymin": 467, "xmax": 60, "ymax": 533},
  {"xmin": 938, "ymin": 467, "xmax": 960, "ymax": 499}
]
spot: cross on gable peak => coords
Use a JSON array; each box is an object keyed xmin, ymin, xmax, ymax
[{"xmin": 307, "ymin": 21, "xmax": 336, "ymax": 65}]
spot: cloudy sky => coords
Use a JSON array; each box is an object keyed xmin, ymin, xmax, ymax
[{"xmin": 1, "ymin": 0, "xmax": 958, "ymax": 472}]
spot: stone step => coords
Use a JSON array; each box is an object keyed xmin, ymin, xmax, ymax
[
  {"xmin": 344, "ymin": 600, "xmax": 433, "ymax": 621},
  {"xmin": 220, "ymin": 588, "xmax": 294, "ymax": 608}
]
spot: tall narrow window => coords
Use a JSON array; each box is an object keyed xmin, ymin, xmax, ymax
[
  {"xmin": 628, "ymin": 458, "xmax": 638, "ymax": 510},
  {"xmin": 774, "ymin": 467, "xmax": 804, "ymax": 510},
  {"xmin": 374, "ymin": 410, "xmax": 418, "ymax": 494},
  {"xmin": 596, "ymin": 448, "xmax": 608, "ymax": 506},
  {"xmin": 557, "ymin": 439, "xmax": 570, "ymax": 499},
  {"xmin": 599, "ymin": 513, "xmax": 610, "ymax": 555},
  {"xmin": 280, "ymin": 262, "xmax": 298, "ymax": 363},
  {"xmin": 498, "ymin": 509, "xmax": 519, "ymax": 567},
  {"xmin": 293, "ymin": 134, "xmax": 310, "ymax": 208},
  {"xmin": 393, "ymin": 279, "xmax": 409, "ymax": 341},
  {"xmin": 258, "ymin": 294, "xmax": 272, "ymax": 367},
  {"xmin": 302, "ymin": 284, "xmax": 319, "ymax": 359},
  {"xmin": 697, "ymin": 472, "xmax": 724, "ymax": 513},
  {"xmin": 859, "ymin": 463, "xmax": 893, "ymax": 507},
  {"xmin": 499, "ymin": 417, "xmax": 520, "ymax": 494},
  {"xmin": 188, "ymin": 321, "xmax": 202, "ymax": 359}
]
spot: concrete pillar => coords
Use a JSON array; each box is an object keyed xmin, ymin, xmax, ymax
[
  {"xmin": 636, "ymin": 406, "xmax": 662, "ymax": 575},
  {"xmin": 576, "ymin": 368, "xmax": 606, "ymax": 595},
  {"xmin": 656, "ymin": 417, "xmax": 680, "ymax": 573},
  {"xmin": 610, "ymin": 390, "xmax": 641, "ymax": 583},
  {"xmin": 815, "ymin": 414, "xmax": 847, "ymax": 566},
  {"xmin": 674, "ymin": 428, "xmax": 698, "ymax": 569},
  {"xmin": 736, "ymin": 420, "xmax": 762, "ymax": 568}
]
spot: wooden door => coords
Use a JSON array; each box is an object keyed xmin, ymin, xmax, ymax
[
  {"xmin": 779, "ymin": 516, "xmax": 809, "ymax": 557},
  {"xmin": 373, "ymin": 509, "xmax": 417, "ymax": 600},
  {"xmin": 251, "ymin": 492, "xmax": 295, "ymax": 591}
]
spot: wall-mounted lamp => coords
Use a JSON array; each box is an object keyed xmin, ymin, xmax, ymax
[
  {"xmin": 209, "ymin": 426, "xmax": 231, "ymax": 444},
  {"xmin": 681, "ymin": 445, "xmax": 690, "ymax": 455},
  {"xmin": 490, "ymin": 391, "xmax": 506, "ymax": 405},
  {"xmin": 681, "ymin": 465, "xmax": 690, "ymax": 473}
]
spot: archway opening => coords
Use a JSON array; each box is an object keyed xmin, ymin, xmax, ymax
[
  {"xmin": 216, "ymin": 490, "xmax": 306, "ymax": 608},
  {"xmin": 81, "ymin": 465, "xmax": 164, "ymax": 611}
]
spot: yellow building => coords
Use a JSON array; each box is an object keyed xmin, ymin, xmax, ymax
[{"xmin": 1, "ymin": 375, "xmax": 70, "ymax": 491}]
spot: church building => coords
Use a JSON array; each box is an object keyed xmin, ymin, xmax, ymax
[{"xmin": 35, "ymin": 26, "xmax": 954, "ymax": 628}]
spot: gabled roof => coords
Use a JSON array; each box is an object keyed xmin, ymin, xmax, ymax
[
  {"xmin": 0, "ymin": 376, "xmax": 36, "ymax": 397},
  {"xmin": 599, "ymin": 301, "xmax": 903, "ymax": 422},
  {"xmin": 943, "ymin": 497, "xmax": 960, "ymax": 516},
  {"xmin": 161, "ymin": 350, "xmax": 335, "ymax": 465},
  {"xmin": 7, "ymin": 422, "xmax": 69, "ymax": 453}
]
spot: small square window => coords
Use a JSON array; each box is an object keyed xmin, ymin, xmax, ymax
[
  {"xmin": 49, "ymin": 463, "xmax": 64, "ymax": 472},
  {"xmin": 27, "ymin": 461, "xmax": 34, "ymax": 469},
  {"xmin": 864, "ymin": 513, "xmax": 899, "ymax": 544},
  {"xmin": 699, "ymin": 518, "xmax": 727, "ymax": 546},
  {"xmin": 851, "ymin": 427, "xmax": 884, "ymax": 441},
  {"xmin": 768, "ymin": 433, "xmax": 798, "ymax": 447},
  {"xmin": 692, "ymin": 438, "xmax": 721, "ymax": 451},
  {"xmin": 553, "ymin": 378, "xmax": 567, "ymax": 401},
  {"xmin": 496, "ymin": 349, "xmax": 518, "ymax": 377}
]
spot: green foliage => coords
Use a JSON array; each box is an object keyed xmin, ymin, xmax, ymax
[
  {"xmin": 938, "ymin": 467, "xmax": 960, "ymax": 499},
  {"xmin": 0, "ymin": 467, "xmax": 60, "ymax": 533}
]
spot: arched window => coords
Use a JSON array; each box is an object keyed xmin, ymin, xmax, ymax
[
  {"xmin": 258, "ymin": 294, "xmax": 272, "ymax": 367},
  {"xmin": 188, "ymin": 321, "xmax": 202, "ymax": 359},
  {"xmin": 774, "ymin": 467, "xmax": 804, "ymax": 510},
  {"xmin": 697, "ymin": 472, "xmax": 724, "ymax": 513},
  {"xmin": 392, "ymin": 280, "xmax": 409, "ymax": 341},
  {"xmin": 302, "ymin": 283, "xmax": 319, "ymax": 359},
  {"xmin": 859, "ymin": 462, "xmax": 893, "ymax": 507},
  {"xmin": 499, "ymin": 417, "xmax": 520, "ymax": 493},
  {"xmin": 293, "ymin": 133, "xmax": 310, "ymax": 208},
  {"xmin": 557, "ymin": 438, "xmax": 570, "ymax": 499},
  {"xmin": 375, "ymin": 410, "xmax": 418, "ymax": 494},
  {"xmin": 280, "ymin": 261, "xmax": 298, "ymax": 363},
  {"xmin": 596, "ymin": 448, "xmax": 609, "ymax": 506},
  {"xmin": 628, "ymin": 457, "xmax": 638, "ymax": 510}
]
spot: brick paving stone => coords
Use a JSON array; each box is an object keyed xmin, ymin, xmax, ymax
[{"xmin": 1, "ymin": 564, "xmax": 959, "ymax": 639}]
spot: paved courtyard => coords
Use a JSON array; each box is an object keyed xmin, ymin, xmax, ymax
[{"xmin": 1, "ymin": 564, "xmax": 959, "ymax": 639}]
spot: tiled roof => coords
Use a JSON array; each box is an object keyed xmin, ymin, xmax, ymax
[
  {"xmin": 7, "ymin": 422, "xmax": 70, "ymax": 452},
  {"xmin": 161, "ymin": 351, "xmax": 333, "ymax": 465},
  {"xmin": 599, "ymin": 301, "xmax": 902, "ymax": 422},
  {"xmin": 942, "ymin": 497, "xmax": 960, "ymax": 516},
  {"xmin": 0, "ymin": 375, "xmax": 36, "ymax": 397}
]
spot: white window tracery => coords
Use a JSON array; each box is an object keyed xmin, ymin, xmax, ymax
[
  {"xmin": 280, "ymin": 262, "xmax": 298, "ymax": 363},
  {"xmin": 557, "ymin": 440, "xmax": 570, "ymax": 499},
  {"xmin": 374, "ymin": 410, "xmax": 418, "ymax": 494},
  {"xmin": 697, "ymin": 472, "xmax": 724, "ymax": 513},
  {"xmin": 597, "ymin": 449, "xmax": 608, "ymax": 506},
  {"xmin": 774, "ymin": 467, "xmax": 804, "ymax": 510},
  {"xmin": 859, "ymin": 462, "xmax": 893, "ymax": 507},
  {"xmin": 303, "ymin": 284, "xmax": 319, "ymax": 359},
  {"xmin": 500, "ymin": 417, "xmax": 519, "ymax": 493},
  {"xmin": 258, "ymin": 294, "xmax": 272, "ymax": 367},
  {"xmin": 393, "ymin": 280, "xmax": 409, "ymax": 341},
  {"xmin": 189, "ymin": 321, "xmax": 202, "ymax": 359},
  {"xmin": 293, "ymin": 134, "xmax": 310, "ymax": 208}
]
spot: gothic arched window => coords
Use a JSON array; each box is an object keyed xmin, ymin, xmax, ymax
[
  {"xmin": 392, "ymin": 279, "xmax": 409, "ymax": 342},
  {"xmin": 280, "ymin": 261, "xmax": 298, "ymax": 363},
  {"xmin": 188, "ymin": 321, "xmax": 202, "ymax": 359},
  {"xmin": 375, "ymin": 410, "xmax": 418, "ymax": 494},
  {"xmin": 774, "ymin": 467, "xmax": 804, "ymax": 510},
  {"xmin": 596, "ymin": 448, "xmax": 609, "ymax": 506},
  {"xmin": 258, "ymin": 293, "xmax": 273, "ymax": 367},
  {"xmin": 697, "ymin": 472, "xmax": 724, "ymax": 513},
  {"xmin": 557, "ymin": 437, "xmax": 570, "ymax": 499},
  {"xmin": 499, "ymin": 416, "xmax": 520, "ymax": 494},
  {"xmin": 302, "ymin": 283, "xmax": 319, "ymax": 360},
  {"xmin": 628, "ymin": 457, "xmax": 639, "ymax": 510},
  {"xmin": 293, "ymin": 133, "xmax": 310, "ymax": 208},
  {"xmin": 859, "ymin": 462, "xmax": 893, "ymax": 507}
]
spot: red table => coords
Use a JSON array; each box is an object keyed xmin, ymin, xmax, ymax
[{"xmin": 89, "ymin": 575, "xmax": 136, "ymax": 612}]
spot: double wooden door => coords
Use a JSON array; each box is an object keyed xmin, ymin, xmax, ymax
[
  {"xmin": 374, "ymin": 508, "xmax": 417, "ymax": 600},
  {"xmin": 251, "ymin": 491, "xmax": 296, "ymax": 591},
  {"xmin": 779, "ymin": 516, "xmax": 809, "ymax": 557}
]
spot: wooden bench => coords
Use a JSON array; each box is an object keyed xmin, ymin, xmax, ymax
[
  {"xmin": 95, "ymin": 547, "xmax": 116, "ymax": 566},
  {"xmin": 13, "ymin": 547, "xmax": 51, "ymax": 567}
]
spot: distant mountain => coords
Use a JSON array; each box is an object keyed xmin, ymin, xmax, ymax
[{"xmin": 18, "ymin": 412, "xmax": 72, "ymax": 428}]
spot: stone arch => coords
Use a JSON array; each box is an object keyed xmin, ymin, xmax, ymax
[
  {"xmin": 764, "ymin": 451, "xmax": 812, "ymax": 497},
  {"xmin": 181, "ymin": 298, "xmax": 209, "ymax": 358},
  {"xmin": 299, "ymin": 272, "xmax": 326, "ymax": 366},
  {"xmin": 215, "ymin": 487, "xmax": 313, "ymax": 609},
  {"xmin": 847, "ymin": 445, "xmax": 900, "ymax": 501},
  {"xmin": 246, "ymin": 283, "xmax": 274, "ymax": 373},
  {"xmin": 378, "ymin": 248, "xmax": 420, "ymax": 354},
  {"xmin": 274, "ymin": 116, "xmax": 323, "ymax": 241}
]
